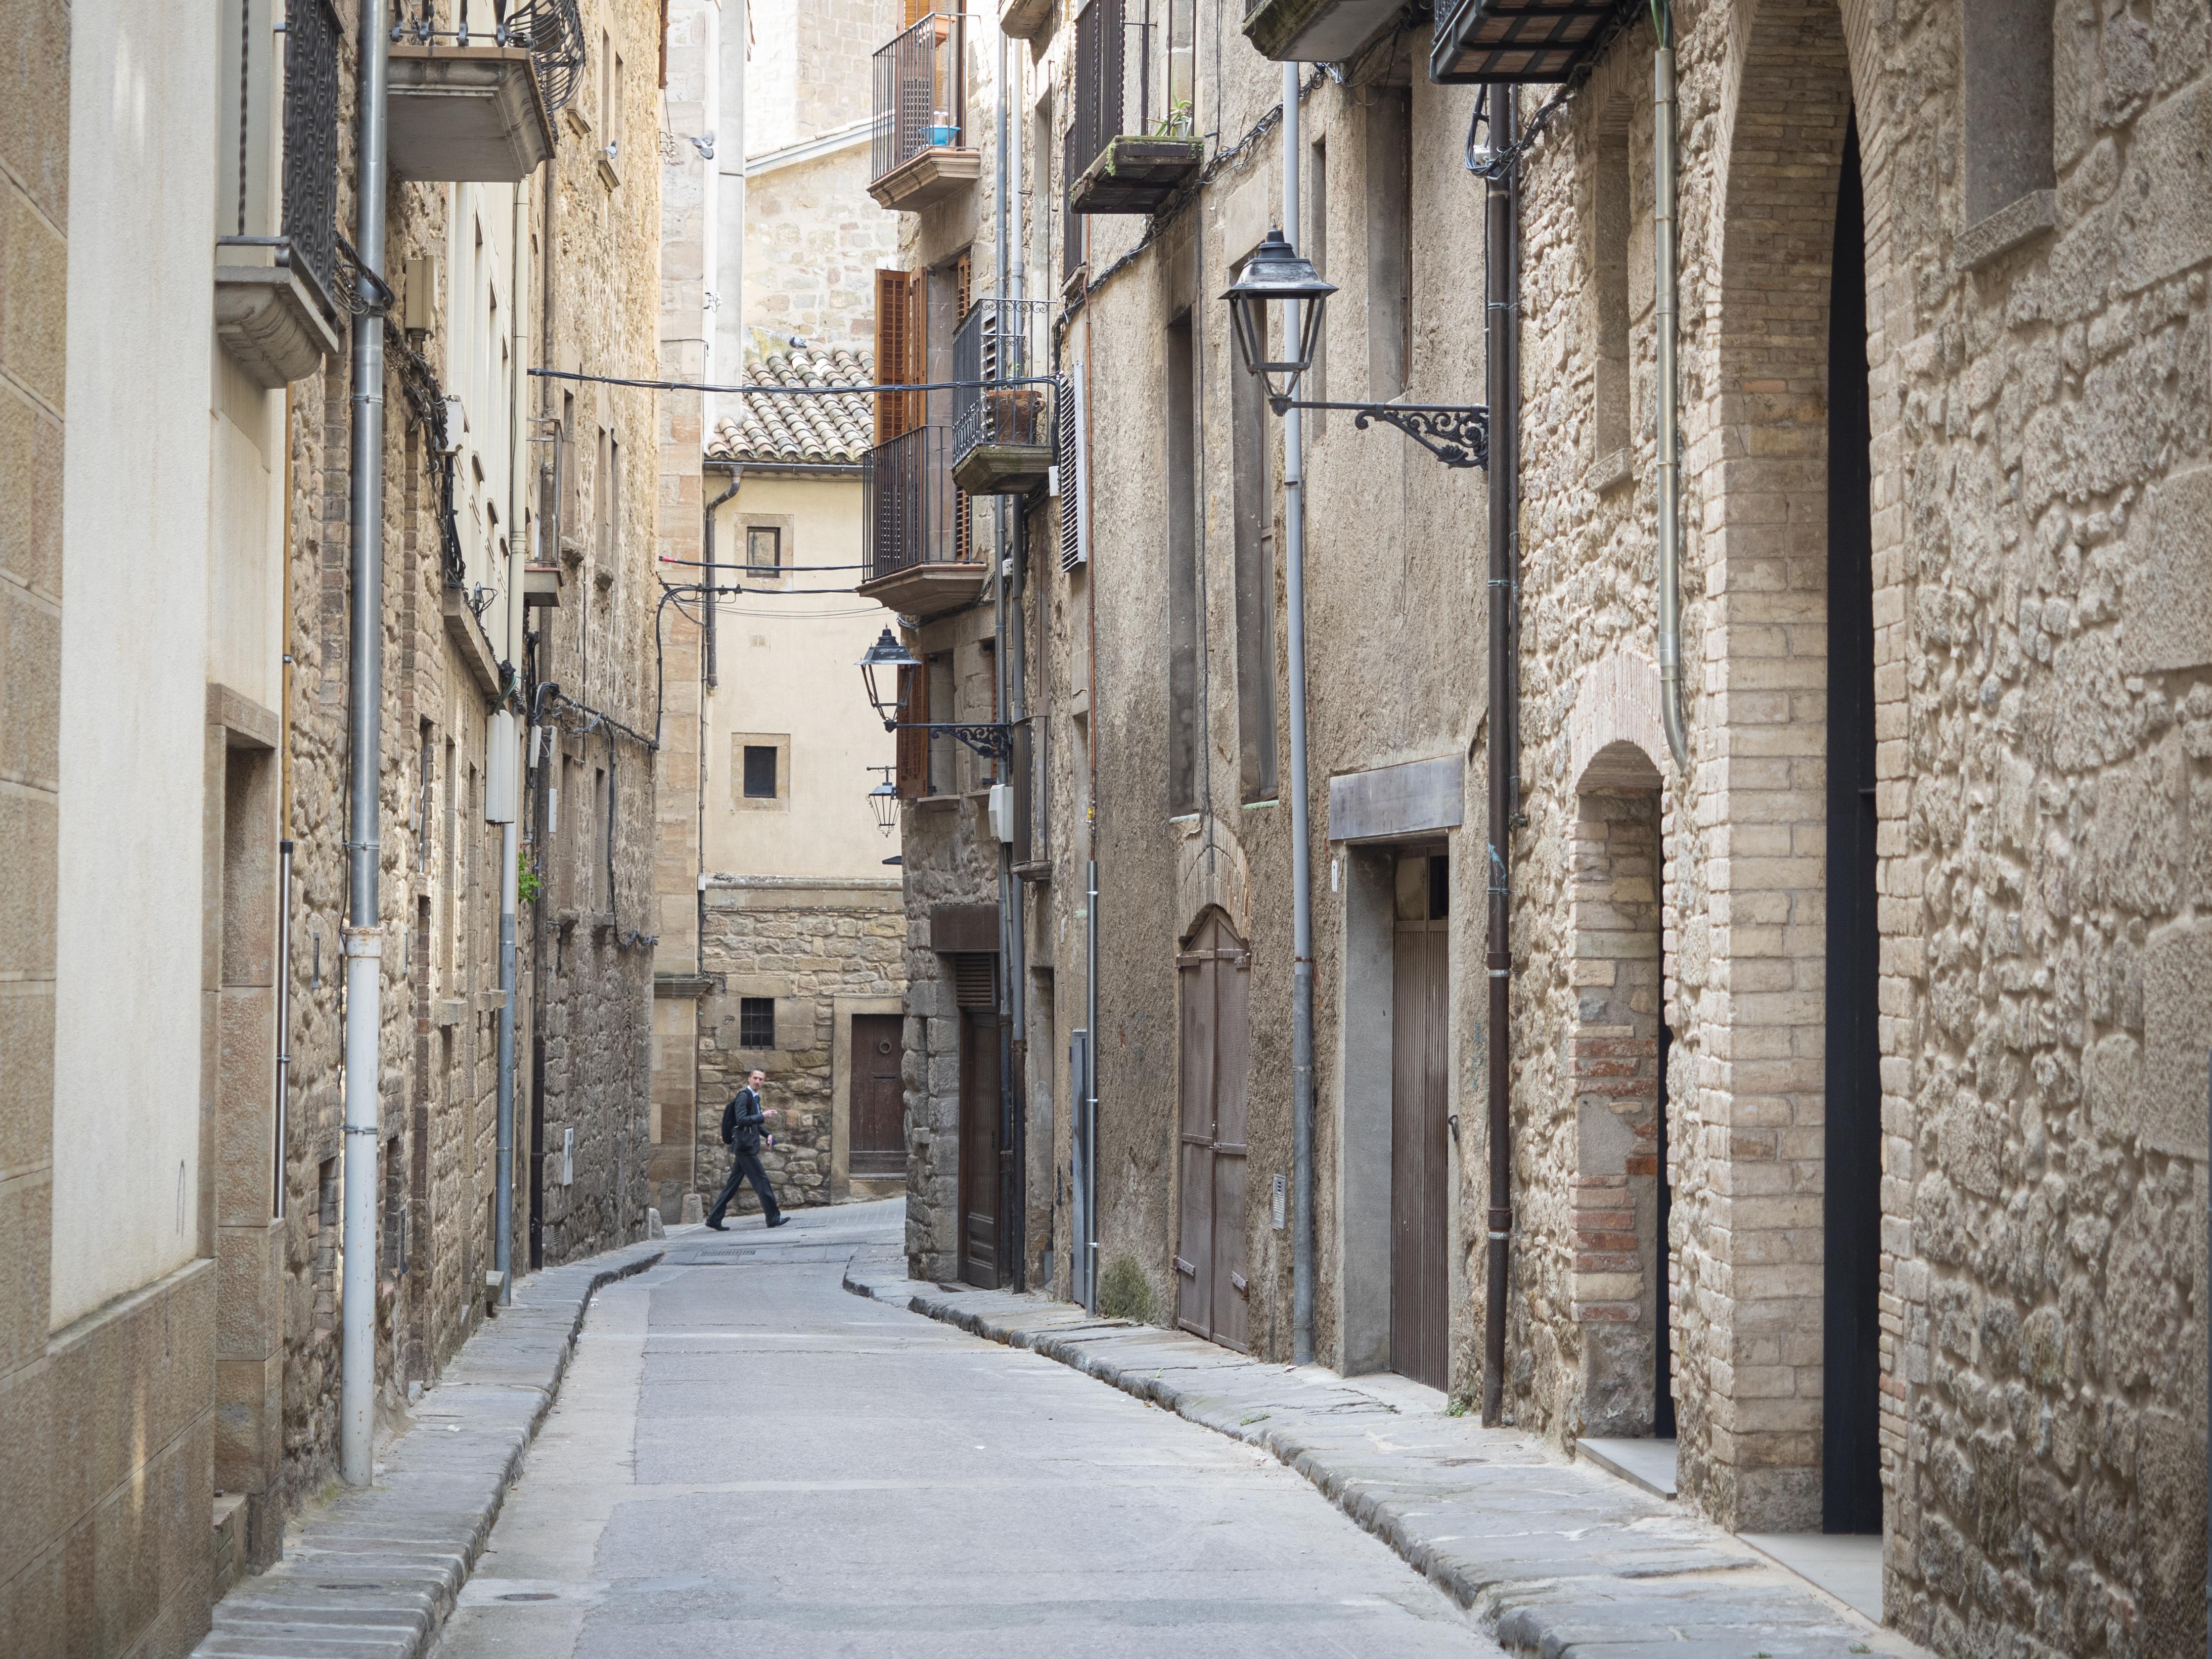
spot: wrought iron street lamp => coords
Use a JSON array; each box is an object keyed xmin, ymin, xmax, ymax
[
  {"xmin": 857, "ymin": 626, "xmax": 919, "ymax": 727},
  {"xmin": 1223, "ymin": 229, "xmax": 1491, "ymax": 469},
  {"xmin": 855, "ymin": 624, "xmax": 1013, "ymax": 760},
  {"xmin": 866, "ymin": 765, "xmax": 900, "ymax": 834}
]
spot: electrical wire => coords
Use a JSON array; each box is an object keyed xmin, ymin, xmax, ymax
[{"xmin": 530, "ymin": 367, "xmax": 1059, "ymax": 396}]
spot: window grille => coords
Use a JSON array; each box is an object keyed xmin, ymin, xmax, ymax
[{"xmin": 739, "ymin": 997, "xmax": 777, "ymax": 1049}]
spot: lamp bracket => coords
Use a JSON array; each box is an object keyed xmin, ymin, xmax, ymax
[
  {"xmin": 890, "ymin": 721, "xmax": 1015, "ymax": 761},
  {"xmin": 1267, "ymin": 397, "xmax": 1490, "ymax": 470}
]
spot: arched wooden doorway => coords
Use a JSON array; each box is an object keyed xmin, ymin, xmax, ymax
[{"xmin": 1175, "ymin": 908, "xmax": 1250, "ymax": 1351}]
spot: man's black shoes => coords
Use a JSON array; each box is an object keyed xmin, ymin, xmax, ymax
[
  {"xmin": 766, "ymin": 1215, "xmax": 790, "ymax": 1229},
  {"xmin": 705, "ymin": 1220, "xmax": 728, "ymax": 1231}
]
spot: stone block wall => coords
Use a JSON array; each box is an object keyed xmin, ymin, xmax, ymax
[
  {"xmin": 691, "ymin": 876, "xmax": 905, "ymax": 1212},
  {"xmin": 1500, "ymin": 2, "xmax": 2209, "ymax": 1652}
]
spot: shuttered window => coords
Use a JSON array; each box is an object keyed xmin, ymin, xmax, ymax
[
  {"xmin": 1056, "ymin": 364, "xmax": 1088, "ymax": 571},
  {"xmin": 894, "ymin": 661, "xmax": 931, "ymax": 798},
  {"xmin": 873, "ymin": 267, "xmax": 925, "ymax": 445},
  {"xmin": 951, "ymin": 953, "xmax": 997, "ymax": 1010}
]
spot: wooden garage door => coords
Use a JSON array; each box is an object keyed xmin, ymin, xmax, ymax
[{"xmin": 1175, "ymin": 909, "xmax": 1250, "ymax": 1353}]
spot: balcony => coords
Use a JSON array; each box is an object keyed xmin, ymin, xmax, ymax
[
  {"xmin": 1429, "ymin": 0, "xmax": 1630, "ymax": 84},
  {"xmin": 868, "ymin": 13, "xmax": 980, "ymax": 211},
  {"xmin": 214, "ymin": 0, "xmax": 343, "ymax": 386},
  {"xmin": 1240, "ymin": 0, "xmax": 1400, "ymax": 66},
  {"xmin": 1067, "ymin": 0, "xmax": 1201, "ymax": 216},
  {"xmin": 857, "ymin": 427, "xmax": 987, "ymax": 618},
  {"xmin": 951, "ymin": 298, "xmax": 1052, "ymax": 497},
  {"xmin": 386, "ymin": 0, "xmax": 584, "ymax": 183}
]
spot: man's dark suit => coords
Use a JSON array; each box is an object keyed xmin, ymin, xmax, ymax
[{"xmin": 706, "ymin": 1085, "xmax": 782, "ymax": 1227}]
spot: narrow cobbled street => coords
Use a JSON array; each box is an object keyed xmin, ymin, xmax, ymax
[{"xmin": 426, "ymin": 1201, "xmax": 1507, "ymax": 1658}]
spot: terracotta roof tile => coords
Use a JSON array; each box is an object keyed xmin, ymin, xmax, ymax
[{"xmin": 707, "ymin": 347, "xmax": 875, "ymax": 466}]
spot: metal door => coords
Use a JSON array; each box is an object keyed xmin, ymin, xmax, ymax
[
  {"xmin": 850, "ymin": 1014, "xmax": 906, "ymax": 1178},
  {"xmin": 959, "ymin": 1009, "xmax": 1002, "ymax": 1287},
  {"xmin": 1175, "ymin": 910, "xmax": 1250, "ymax": 1351},
  {"xmin": 1391, "ymin": 854, "xmax": 1449, "ymax": 1389}
]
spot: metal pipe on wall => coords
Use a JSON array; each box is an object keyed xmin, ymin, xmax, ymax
[
  {"xmin": 1654, "ymin": 33, "xmax": 1687, "ymax": 771},
  {"xmin": 1479, "ymin": 86, "xmax": 1518, "ymax": 1428},
  {"xmin": 274, "ymin": 839, "xmax": 293, "ymax": 1220},
  {"xmin": 1282, "ymin": 59, "xmax": 1316, "ymax": 1368},
  {"xmin": 340, "ymin": 0, "xmax": 391, "ymax": 1490}
]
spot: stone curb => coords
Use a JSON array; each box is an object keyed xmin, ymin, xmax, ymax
[
  {"xmin": 192, "ymin": 1241, "xmax": 666, "ymax": 1659},
  {"xmin": 843, "ymin": 1258, "xmax": 1934, "ymax": 1659}
]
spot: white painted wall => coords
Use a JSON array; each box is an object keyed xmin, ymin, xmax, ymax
[
  {"xmin": 52, "ymin": 0, "xmax": 221, "ymax": 1328},
  {"xmin": 703, "ymin": 476, "xmax": 899, "ymax": 878}
]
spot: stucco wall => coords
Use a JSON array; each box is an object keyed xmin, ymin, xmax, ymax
[{"xmin": 51, "ymin": 0, "xmax": 221, "ymax": 1331}]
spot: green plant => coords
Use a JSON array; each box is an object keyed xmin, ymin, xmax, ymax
[
  {"xmin": 1446, "ymin": 1396, "xmax": 1473, "ymax": 1417},
  {"xmin": 518, "ymin": 860, "xmax": 543, "ymax": 907},
  {"xmin": 1098, "ymin": 1256, "xmax": 1159, "ymax": 1324},
  {"xmin": 1153, "ymin": 101, "xmax": 1193, "ymax": 139}
]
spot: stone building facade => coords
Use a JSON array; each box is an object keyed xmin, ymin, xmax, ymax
[
  {"xmin": 877, "ymin": 1, "xmax": 2209, "ymax": 1655},
  {"xmin": 0, "ymin": 4, "xmax": 663, "ymax": 1652}
]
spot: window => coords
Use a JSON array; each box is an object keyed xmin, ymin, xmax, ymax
[
  {"xmin": 742, "ymin": 744, "xmax": 779, "ymax": 799},
  {"xmin": 926, "ymin": 653, "xmax": 956, "ymax": 796},
  {"xmin": 1365, "ymin": 91, "xmax": 1412, "ymax": 401},
  {"xmin": 593, "ymin": 765, "xmax": 608, "ymax": 909},
  {"xmin": 1592, "ymin": 101, "xmax": 1632, "ymax": 472},
  {"xmin": 745, "ymin": 524, "xmax": 782, "ymax": 571},
  {"xmin": 1233, "ymin": 352, "xmax": 1278, "ymax": 802},
  {"xmin": 1166, "ymin": 311, "xmax": 1199, "ymax": 814},
  {"xmin": 739, "ymin": 997, "xmax": 777, "ymax": 1050},
  {"xmin": 1962, "ymin": 0, "xmax": 2053, "ymax": 231},
  {"xmin": 732, "ymin": 734, "xmax": 790, "ymax": 810}
]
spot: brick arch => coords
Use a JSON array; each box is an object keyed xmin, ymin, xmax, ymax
[{"xmin": 1676, "ymin": 0, "xmax": 1882, "ymax": 1535}]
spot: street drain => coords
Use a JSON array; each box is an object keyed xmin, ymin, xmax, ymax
[
  {"xmin": 318, "ymin": 1584, "xmax": 379, "ymax": 1592},
  {"xmin": 499, "ymin": 1592, "xmax": 559, "ymax": 1602}
]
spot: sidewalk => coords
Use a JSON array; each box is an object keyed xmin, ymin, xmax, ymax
[
  {"xmin": 192, "ymin": 1239, "xmax": 664, "ymax": 1659},
  {"xmin": 844, "ymin": 1252, "xmax": 1933, "ymax": 1659}
]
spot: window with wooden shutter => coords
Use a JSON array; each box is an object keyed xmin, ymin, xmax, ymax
[
  {"xmin": 874, "ymin": 268, "xmax": 924, "ymax": 445},
  {"xmin": 894, "ymin": 662, "xmax": 930, "ymax": 798},
  {"xmin": 951, "ymin": 252, "xmax": 973, "ymax": 565},
  {"xmin": 902, "ymin": 0, "xmax": 932, "ymax": 27}
]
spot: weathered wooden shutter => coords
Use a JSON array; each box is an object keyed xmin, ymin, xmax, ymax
[
  {"xmin": 952, "ymin": 252, "xmax": 974, "ymax": 564},
  {"xmin": 874, "ymin": 268, "xmax": 923, "ymax": 445},
  {"xmin": 1056, "ymin": 365, "xmax": 1089, "ymax": 571},
  {"xmin": 902, "ymin": 0, "xmax": 931, "ymax": 27},
  {"xmin": 894, "ymin": 662, "xmax": 930, "ymax": 798}
]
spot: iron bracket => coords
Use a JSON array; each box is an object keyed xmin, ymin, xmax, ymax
[
  {"xmin": 1267, "ymin": 396, "xmax": 1490, "ymax": 469},
  {"xmin": 889, "ymin": 721, "xmax": 1015, "ymax": 761}
]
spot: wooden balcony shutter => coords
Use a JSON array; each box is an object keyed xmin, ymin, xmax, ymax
[
  {"xmin": 894, "ymin": 662, "xmax": 930, "ymax": 798},
  {"xmin": 952, "ymin": 250, "xmax": 973, "ymax": 564},
  {"xmin": 902, "ymin": 0, "xmax": 931, "ymax": 26},
  {"xmin": 874, "ymin": 268, "xmax": 924, "ymax": 445}
]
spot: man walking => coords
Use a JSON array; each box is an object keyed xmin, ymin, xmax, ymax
[{"xmin": 705, "ymin": 1068, "xmax": 789, "ymax": 1230}]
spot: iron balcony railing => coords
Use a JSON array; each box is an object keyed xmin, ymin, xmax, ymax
[
  {"xmin": 864, "ymin": 426, "xmax": 969, "ymax": 582},
  {"xmin": 952, "ymin": 298, "xmax": 1052, "ymax": 458},
  {"xmin": 282, "ymin": 0, "xmax": 344, "ymax": 313},
  {"xmin": 393, "ymin": 0, "xmax": 589, "ymax": 112},
  {"xmin": 1069, "ymin": 0, "xmax": 1195, "ymax": 182},
  {"xmin": 871, "ymin": 12, "xmax": 968, "ymax": 186}
]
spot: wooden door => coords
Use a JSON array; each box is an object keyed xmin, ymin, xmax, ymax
[
  {"xmin": 1390, "ymin": 854, "xmax": 1449, "ymax": 1389},
  {"xmin": 959, "ymin": 1009, "xmax": 1002, "ymax": 1288},
  {"xmin": 1175, "ymin": 911, "xmax": 1250, "ymax": 1351},
  {"xmin": 849, "ymin": 1014, "xmax": 905, "ymax": 1178}
]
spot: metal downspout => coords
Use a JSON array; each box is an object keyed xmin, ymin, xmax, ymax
[
  {"xmin": 1479, "ymin": 87, "xmax": 1518, "ymax": 1428},
  {"xmin": 1654, "ymin": 39, "xmax": 1688, "ymax": 771},
  {"xmin": 340, "ymin": 0, "xmax": 391, "ymax": 1489},
  {"xmin": 495, "ymin": 173, "xmax": 531, "ymax": 1307},
  {"xmin": 1282, "ymin": 60, "xmax": 1316, "ymax": 1368}
]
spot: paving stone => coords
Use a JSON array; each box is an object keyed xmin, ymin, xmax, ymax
[
  {"xmin": 845, "ymin": 1261, "xmax": 1933, "ymax": 1659},
  {"xmin": 191, "ymin": 1242, "xmax": 661, "ymax": 1659}
]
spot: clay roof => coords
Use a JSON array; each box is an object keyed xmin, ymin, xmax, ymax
[{"xmin": 707, "ymin": 348, "xmax": 874, "ymax": 466}]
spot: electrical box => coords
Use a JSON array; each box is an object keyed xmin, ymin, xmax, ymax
[
  {"xmin": 987, "ymin": 782, "xmax": 1016, "ymax": 844},
  {"xmin": 402, "ymin": 255, "xmax": 439, "ymax": 335},
  {"xmin": 561, "ymin": 1127, "xmax": 574, "ymax": 1187},
  {"xmin": 440, "ymin": 394, "xmax": 466, "ymax": 453},
  {"xmin": 485, "ymin": 710, "xmax": 518, "ymax": 823}
]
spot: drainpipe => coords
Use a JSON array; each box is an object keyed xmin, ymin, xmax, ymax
[
  {"xmin": 340, "ymin": 0, "xmax": 391, "ymax": 1490},
  {"xmin": 1654, "ymin": 29, "xmax": 1688, "ymax": 770},
  {"xmin": 703, "ymin": 465, "xmax": 740, "ymax": 966},
  {"xmin": 1005, "ymin": 42, "xmax": 1029, "ymax": 1288},
  {"xmin": 1479, "ymin": 86, "xmax": 1518, "ymax": 1428},
  {"xmin": 1282, "ymin": 59, "xmax": 1315, "ymax": 1368},
  {"xmin": 494, "ymin": 172, "xmax": 531, "ymax": 1307}
]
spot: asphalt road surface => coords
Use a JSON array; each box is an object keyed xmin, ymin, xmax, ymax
[{"xmin": 429, "ymin": 1199, "xmax": 1507, "ymax": 1659}]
